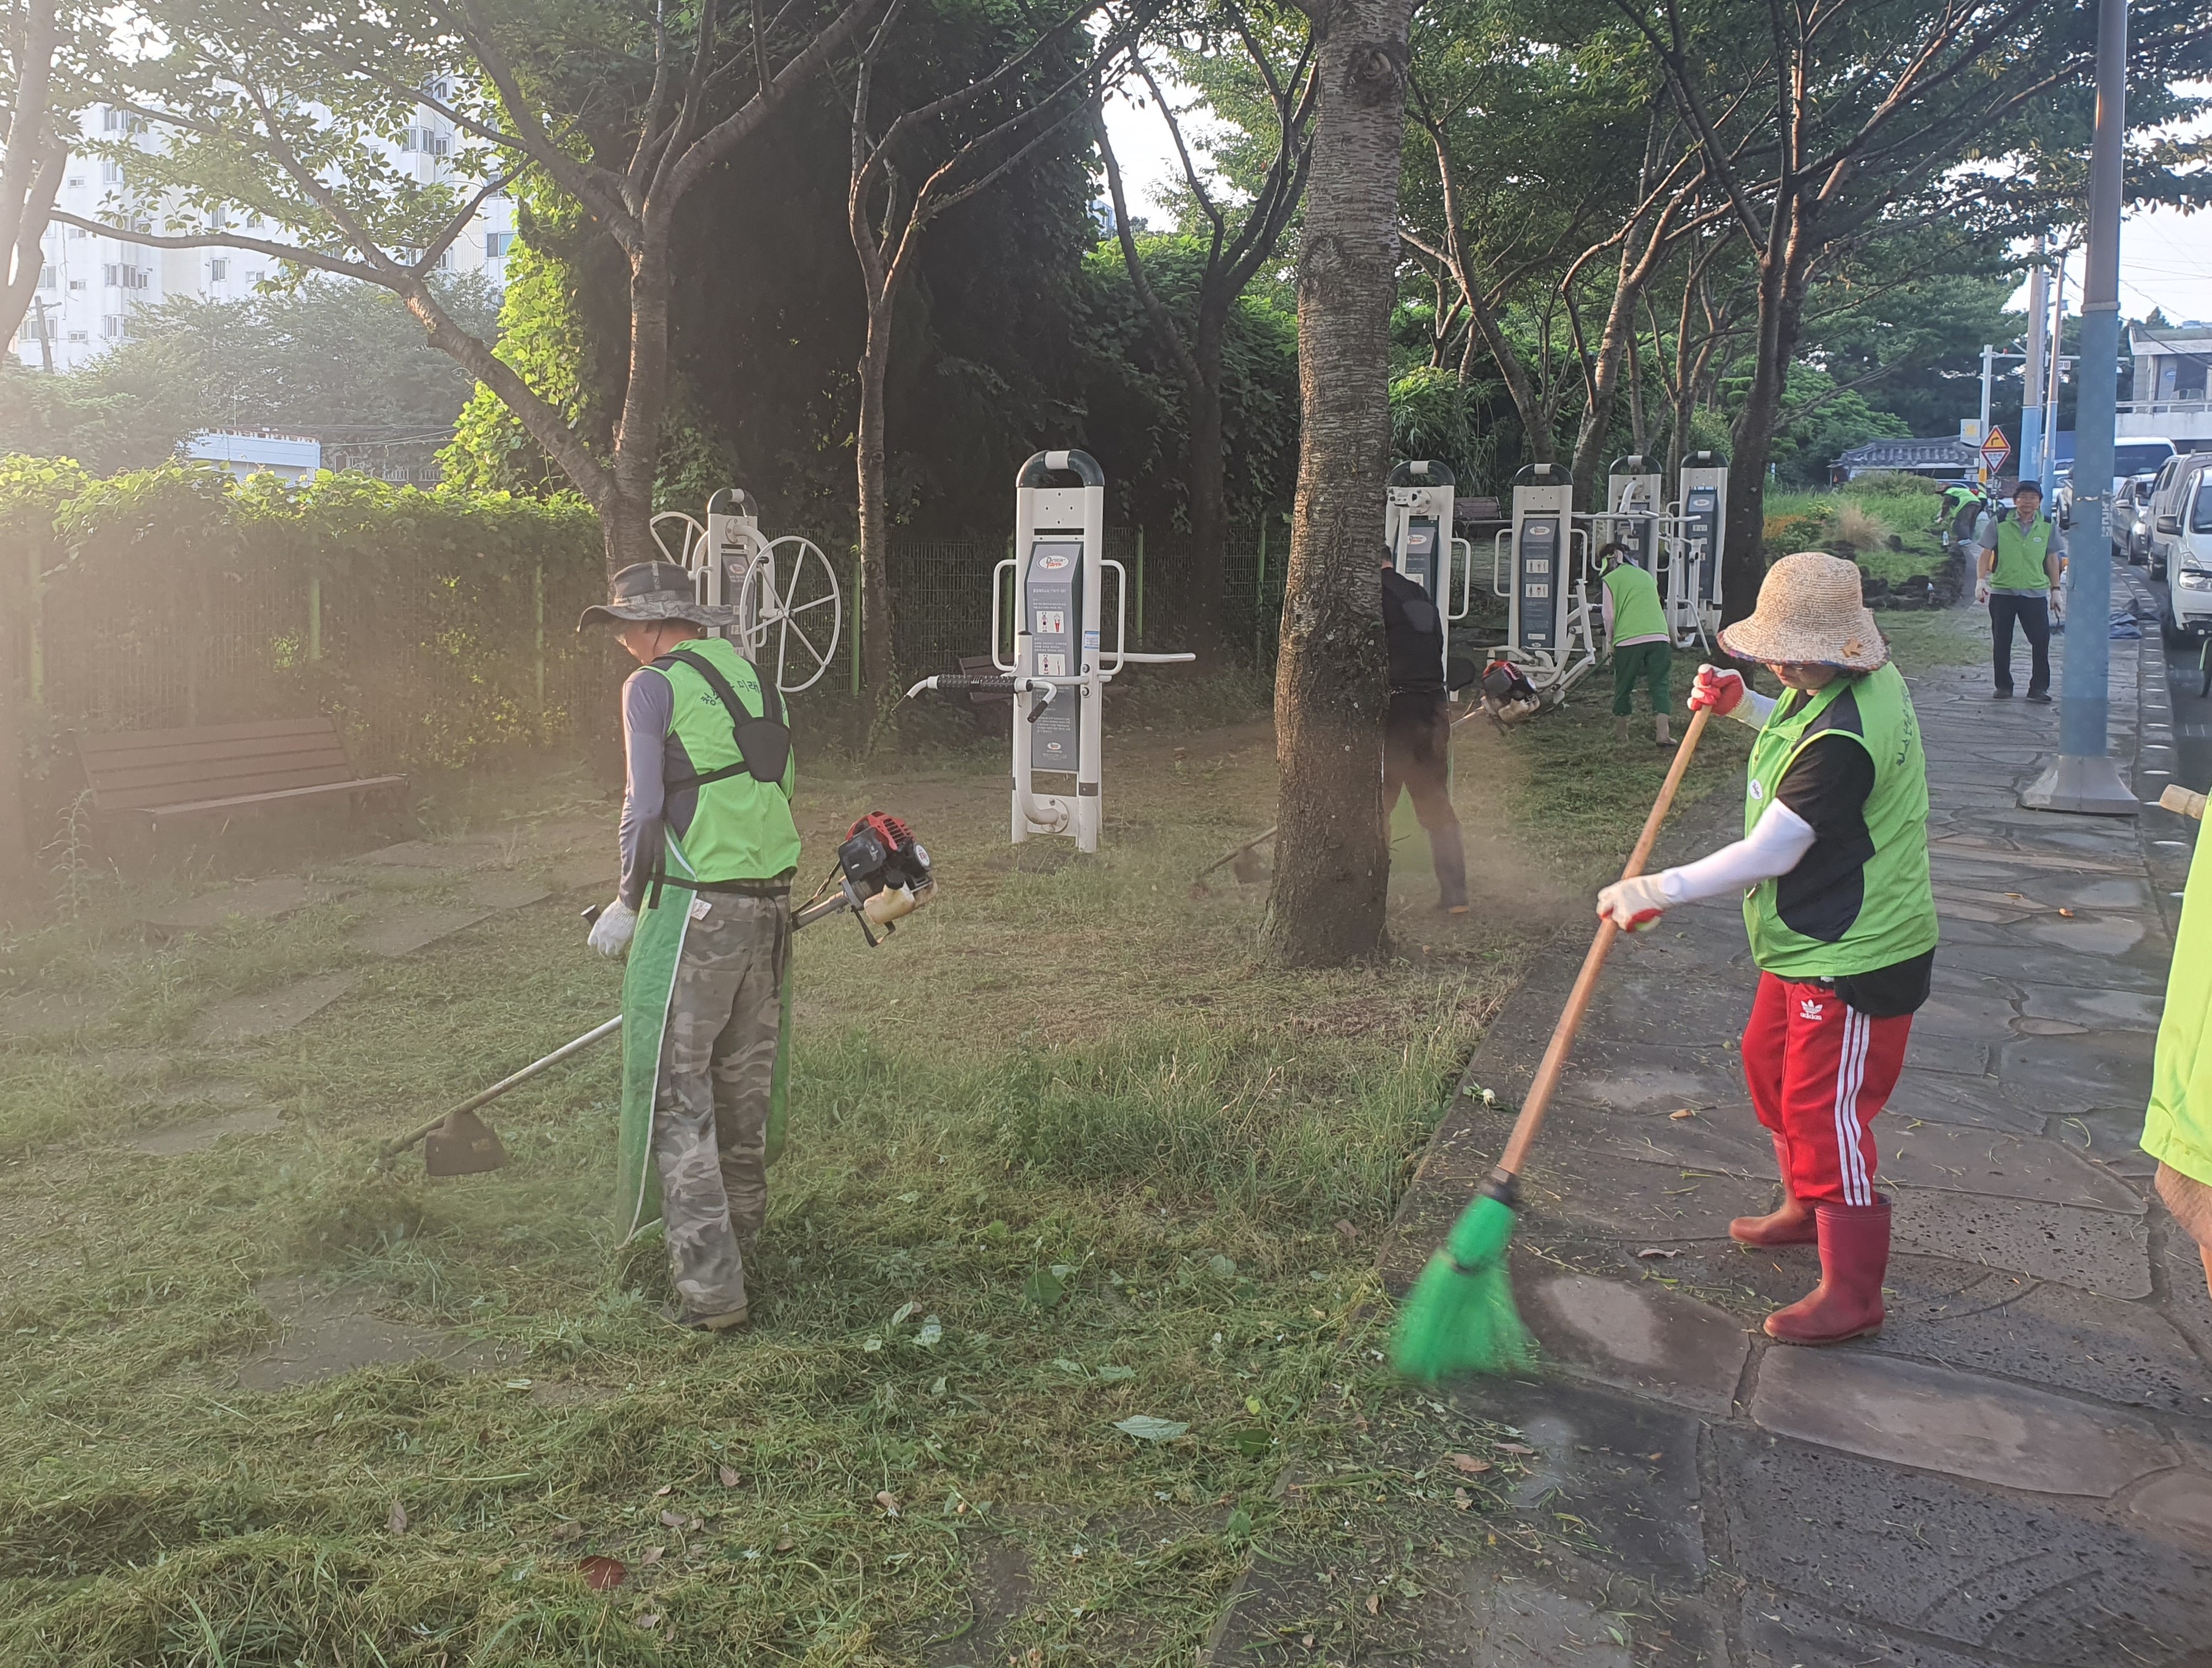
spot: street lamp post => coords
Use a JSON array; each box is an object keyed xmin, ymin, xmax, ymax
[{"xmin": 2024, "ymin": 0, "xmax": 2137, "ymax": 815}]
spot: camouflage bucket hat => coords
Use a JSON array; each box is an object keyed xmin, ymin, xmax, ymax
[{"xmin": 577, "ymin": 561, "xmax": 737, "ymax": 631}]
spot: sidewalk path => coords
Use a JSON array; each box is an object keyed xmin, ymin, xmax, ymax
[{"xmin": 1218, "ymin": 592, "xmax": 2212, "ymax": 1665}]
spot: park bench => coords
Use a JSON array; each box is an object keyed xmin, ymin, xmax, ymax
[{"xmin": 76, "ymin": 716, "xmax": 408, "ymax": 832}]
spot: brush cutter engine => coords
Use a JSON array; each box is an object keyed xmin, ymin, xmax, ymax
[{"xmin": 823, "ymin": 812, "xmax": 936, "ymax": 945}]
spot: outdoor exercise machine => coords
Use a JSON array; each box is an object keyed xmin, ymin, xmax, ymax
[
  {"xmin": 905, "ymin": 449, "xmax": 1195, "ymax": 853},
  {"xmin": 651, "ymin": 488, "xmax": 843, "ymax": 693},
  {"xmin": 1386, "ymin": 460, "xmax": 1476, "ymax": 683},
  {"xmin": 1676, "ymin": 450, "xmax": 1730, "ymax": 644},
  {"xmin": 1491, "ymin": 463, "xmax": 1599, "ymax": 695},
  {"xmin": 1603, "ymin": 454, "xmax": 1666, "ymax": 577}
]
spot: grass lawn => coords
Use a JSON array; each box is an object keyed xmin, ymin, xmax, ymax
[
  {"xmin": 0, "ymin": 666, "xmax": 1759, "ymax": 1666},
  {"xmin": 1765, "ymin": 475, "xmax": 1954, "ymax": 588},
  {"xmin": 2, "ymin": 581, "xmax": 1994, "ymax": 1665}
]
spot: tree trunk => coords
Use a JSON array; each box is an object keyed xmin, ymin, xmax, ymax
[
  {"xmin": 855, "ymin": 303, "xmax": 899, "ymax": 698},
  {"xmin": 1261, "ymin": 1, "xmax": 1412, "ymax": 969},
  {"xmin": 1721, "ymin": 232, "xmax": 1812, "ymax": 626},
  {"xmin": 1183, "ymin": 310, "xmax": 1230, "ymax": 656}
]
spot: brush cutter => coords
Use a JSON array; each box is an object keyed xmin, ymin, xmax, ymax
[
  {"xmin": 1392, "ymin": 707, "xmax": 1710, "ymax": 1382},
  {"xmin": 381, "ymin": 813, "xmax": 936, "ymax": 1176}
]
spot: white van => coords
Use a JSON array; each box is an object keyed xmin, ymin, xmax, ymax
[
  {"xmin": 2149, "ymin": 452, "xmax": 2212, "ymax": 585},
  {"xmin": 2158, "ymin": 458, "xmax": 2212, "ymax": 647},
  {"xmin": 2060, "ymin": 435, "xmax": 2180, "ymax": 529}
]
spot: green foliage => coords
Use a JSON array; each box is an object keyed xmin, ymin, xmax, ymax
[{"xmin": 1390, "ymin": 366, "xmax": 1496, "ymax": 490}]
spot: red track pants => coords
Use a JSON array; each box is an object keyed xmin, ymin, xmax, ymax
[{"xmin": 1741, "ymin": 971, "xmax": 1913, "ymax": 1207}]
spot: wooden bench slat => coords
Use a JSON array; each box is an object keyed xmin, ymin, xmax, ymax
[
  {"xmin": 144, "ymin": 776, "xmax": 410, "ymax": 820},
  {"xmin": 88, "ymin": 746, "xmax": 353, "ymax": 796},
  {"xmin": 96, "ymin": 764, "xmax": 365, "ymax": 813},
  {"xmin": 80, "ymin": 733, "xmax": 352, "ymax": 775},
  {"xmin": 78, "ymin": 717, "xmax": 334, "ymax": 754}
]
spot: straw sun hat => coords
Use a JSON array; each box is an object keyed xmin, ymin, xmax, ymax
[{"xmin": 1716, "ymin": 551, "xmax": 1889, "ymax": 674}]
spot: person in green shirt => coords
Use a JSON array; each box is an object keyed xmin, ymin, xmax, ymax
[
  {"xmin": 1598, "ymin": 541, "xmax": 1673, "ymax": 749},
  {"xmin": 2143, "ymin": 802, "xmax": 2212, "ymax": 1304},
  {"xmin": 580, "ymin": 561, "xmax": 802, "ymax": 1333},
  {"xmin": 1975, "ymin": 479, "xmax": 2067, "ymax": 702}
]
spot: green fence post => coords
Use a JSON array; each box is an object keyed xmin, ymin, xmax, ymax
[
  {"xmin": 1253, "ymin": 518, "xmax": 1268, "ymax": 665},
  {"xmin": 307, "ymin": 573, "xmax": 322, "ymax": 664},
  {"xmin": 533, "ymin": 559, "xmax": 546, "ymax": 712},
  {"xmin": 1133, "ymin": 527, "xmax": 1145, "ymax": 647},
  {"xmin": 25, "ymin": 545, "xmax": 42, "ymax": 707}
]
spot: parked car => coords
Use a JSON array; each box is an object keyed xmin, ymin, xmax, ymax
[
  {"xmin": 2114, "ymin": 473, "xmax": 2160, "ymax": 565},
  {"xmin": 2149, "ymin": 453, "xmax": 2212, "ymax": 585},
  {"xmin": 2057, "ymin": 435, "xmax": 2180, "ymax": 530},
  {"xmin": 2159, "ymin": 465, "xmax": 2212, "ymax": 648}
]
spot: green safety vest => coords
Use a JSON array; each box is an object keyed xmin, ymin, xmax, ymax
[
  {"xmin": 1742, "ymin": 664, "xmax": 1936, "ymax": 978},
  {"xmin": 2145, "ymin": 820, "xmax": 2212, "ymax": 1189},
  {"xmin": 1602, "ymin": 562, "xmax": 1670, "ymax": 645},
  {"xmin": 649, "ymin": 637, "xmax": 801, "ymax": 892},
  {"xmin": 1990, "ymin": 514, "xmax": 2054, "ymax": 592}
]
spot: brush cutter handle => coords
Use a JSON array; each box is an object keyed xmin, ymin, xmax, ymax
[
  {"xmin": 1496, "ymin": 705, "xmax": 1710, "ymax": 1179},
  {"xmin": 381, "ymin": 1014, "xmax": 625, "ymax": 1157}
]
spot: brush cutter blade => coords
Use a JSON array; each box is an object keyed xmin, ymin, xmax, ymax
[{"xmin": 425, "ymin": 1107, "xmax": 508, "ymax": 1176}]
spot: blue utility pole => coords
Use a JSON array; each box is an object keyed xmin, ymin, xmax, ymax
[{"xmin": 2026, "ymin": 0, "xmax": 2137, "ymax": 815}]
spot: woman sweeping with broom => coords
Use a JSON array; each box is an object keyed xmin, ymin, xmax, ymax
[{"xmin": 1397, "ymin": 552, "xmax": 1936, "ymax": 1377}]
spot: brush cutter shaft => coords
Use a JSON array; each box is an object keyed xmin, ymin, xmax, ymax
[
  {"xmin": 383, "ymin": 1015, "xmax": 624, "ymax": 1157},
  {"xmin": 1497, "ymin": 706, "xmax": 1709, "ymax": 1178}
]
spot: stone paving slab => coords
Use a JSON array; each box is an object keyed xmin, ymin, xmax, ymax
[
  {"xmin": 141, "ymin": 875, "xmax": 337, "ymax": 935},
  {"xmin": 1749, "ymin": 1348, "xmax": 2175, "ymax": 1495},
  {"xmin": 238, "ymin": 1276, "xmax": 506, "ymax": 1390},
  {"xmin": 1, "ymin": 988, "xmax": 119, "ymax": 1040},
  {"xmin": 461, "ymin": 873, "xmax": 554, "ymax": 911},
  {"xmin": 1881, "ymin": 1121, "xmax": 2144, "ymax": 1214},
  {"xmin": 192, "ymin": 973, "xmax": 357, "ymax": 1043},
  {"xmin": 350, "ymin": 905, "xmax": 494, "ymax": 958},
  {"xmin": 350, "ymin": 838, "xmax": 498, "ymax": 872},
  {"xmin": 128, "ymin": 1107, "xmax": 284, "ymax": 1155},
  {"xmin": 1890, "ymin": 1188, "xmax": 2153, "ymax": 1295},
  {"xmin": 1516, "ymin": 1267, "xmax": 1749, "ymax": 1415}
]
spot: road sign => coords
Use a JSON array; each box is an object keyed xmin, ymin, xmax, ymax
[{"xmin": 1980, "ymin": 427, "xmax": 2012, "ymax": 474}]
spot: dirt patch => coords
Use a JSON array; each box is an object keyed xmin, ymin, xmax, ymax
[
  {"xmin": 236, "ymin": 1276, "xmax": 510, "ymax": 1391},
  {"xmin": 1, "ymin": 988, "xmax": 119, "ymax": 1040},
  {"xmin": 128, "ymin": 1106, "xmax": 284, "ymax": 1156}
]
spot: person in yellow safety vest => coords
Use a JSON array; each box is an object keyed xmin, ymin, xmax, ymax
[
  {"xmin": 1594, "ymin": 553, "xmax": 1937, "ymax": 1345},
  {"xmin": 1598, "ymin": 540, "xmax": 1673, "ymax": 750},
  {"xmin": 1975, "ymin": 478, "xmax": 2067, "ymax": 703},
  {"xmin": 2143, "ymin": 813, "xmax": 2212, "ymax": 1304},
  {"xmin": 580, "ymin": 561, "xmax": 802, "ymax": 1334}
]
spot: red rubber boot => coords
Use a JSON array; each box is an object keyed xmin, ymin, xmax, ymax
[
  {"xmin": 1764, "ymin": 1199, "xmax": 1890, "ymax": 1344},
  {"xmin": 1730, "ymin": 1136, "xmax": 1818, "ymax": 1246}
]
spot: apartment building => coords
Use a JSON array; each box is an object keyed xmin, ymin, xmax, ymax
[{"xmin": 10, "ymin": 101, "xmax": 514, "ymax": 375}]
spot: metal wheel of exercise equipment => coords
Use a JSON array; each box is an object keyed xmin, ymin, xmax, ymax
[
  {"xmin": 650, "ymin": 510, "xmax": 708, "ymax": 569},
  {"xmin": 736, "ymin": 535, "xmax": 842, "ymax": 693}
]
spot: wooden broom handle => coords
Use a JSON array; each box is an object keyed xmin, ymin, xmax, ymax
[{"xmin": 1497, "ymin": 704, "xmax": 1712, "ymax": 1178}]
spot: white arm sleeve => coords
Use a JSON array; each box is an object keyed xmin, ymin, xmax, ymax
[
  {"xmin": 1732, "ymin": 688, "xmax": 1776, "ymax": 729},
  {"xmin": 1656, "ymin": 798, "xmax": 1816, "ymax": 904}
]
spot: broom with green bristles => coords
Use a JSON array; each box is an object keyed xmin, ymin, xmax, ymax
[{"xmin": 1393, "ymin": 704, "xmax": 1712, "ymax": 1382}]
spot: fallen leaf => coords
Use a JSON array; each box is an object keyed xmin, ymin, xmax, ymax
[
  {"xmin": 1647, "ymin": 1452, "xmax": 1664, "ymax": 1461},
  {"xmin": 1366, "ymin": 1593, "xmax": 1381, "ymax": 1616},
  {"xmin": 1635, "ymin": 1246, "xmax": 1681, "ymax": 1259},
  {"xmin": 2058, "ymin": 907, "xmax": 2076, "ymax": 918},
  {"xmin": 639, "ymin": 1546, "xmax": 664, "ymax": 1566},
  {"xmin": 890, "ymin": 1301, "xmax": 918, "ymax": 1327},
  {"xmin": 387, "ymin": 1501, "xmax": 408, "ymax": 1535},
  {"xmin": 1335, "ymin": 1219, "xmax": 1357, "ymax": 1239},
  {"xmin": 1206, "ymin": 1253, "xmax": 1237, "ymax": 1279},
  {"xmin": 719, "ymin": 1465, "xmax": 740, "ymax": 1488},
  {"xmin": 655, "ymin": 1485, "xmax": 673, "ymax": 1497},
  {"xmin": 774, "ymin": 1537, "xmax": 795, "ymax": 1552},
  {"xmin": 1095, "ymin": 1364, "xmax": 1135, "ymax": 1382},
  {"xmin": 876, "ymin": 1490, "xmax": 901, "ymax": 1516},
  {"xmin": 659, "ymin": 1510, "xmax": 684, "ymax": 1528},
  {"xmin": 503, "ymin": 1377, "xmax": 534, "ymax": 1391},
  {"xmin": 687, "ymin": 1516, "xmax": 702, "ymax": 1531},
  {"xmin": 580, "ymin": 1555, "xmax": 626, "ymax": 1591},
  {"xmin": 549, "ymin": 1521, "xmax": 584, "ymax": 1543},
  {"xmin": 1115, "ymin": 1415, "xmax": 1189, "ymax": 1442},
  {"xmin": 863, "ymin": 1336, "xmax": 883, "ymax": 1353},
  {"xmin": 917, "ymin": 1316, "xmax": 943, "ymax": 1347},
  {"xmin": 1495, "ymin": 1442, "xmax": 1535, "ymax": 1456},
  {"xmin": 1453, "ymin": 1488, "xmax": 1472, "ymax": 1510},
  {"xmin": 1446, "ymin": 1453, "xmax": 1491, "ymax": 1475},
  {"xmin": 635, "ymin": 1612, "xmax": 661, "ymax": 1630},
  {"xmin": 1668, "ymin": 1108, "xmax": 1697, "ymax": 1121},
  {"xmin": 1022, "ymin": 1267, "xmax": 1066, "ymax": 1310}
]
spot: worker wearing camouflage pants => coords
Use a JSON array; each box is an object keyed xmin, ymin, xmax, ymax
[
  {"xmin": 579, "ymin": 561, "xmax": 801, "ymax": 1333},
  {"xmin": 650, "ymin": 894, "xmax": 790, "ymax": 1318}
]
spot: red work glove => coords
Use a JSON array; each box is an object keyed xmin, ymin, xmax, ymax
[{"xmin": 1688, "ymin": 663, "xmax": 1745, "ymax": 716}]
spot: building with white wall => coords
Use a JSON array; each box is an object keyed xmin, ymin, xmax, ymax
[
  {"xmin": 2120, "ymin": 322, "xmax": 2212, "ymax": 451},
  {"xmin": 10, "ymin": 102, "xmax": 513, "ymax": 375}
]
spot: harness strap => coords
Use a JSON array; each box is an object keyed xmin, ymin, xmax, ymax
[{"xmin": 654, "ymin": 647, "xmax": 791, "ymax": 793}]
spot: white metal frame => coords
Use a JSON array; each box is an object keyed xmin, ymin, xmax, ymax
[
  {"xmin": 650, "ymin": 489, "xmax": 843, "ymax": 692},
  {"xmin": 1385, "ymin": 460, "xmax": 1475, "ymax": 685}
]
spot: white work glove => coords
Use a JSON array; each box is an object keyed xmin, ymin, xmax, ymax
[
  {"xmin": 1974, "ymin": 581, "xmax": 1990, "ymax": 606},
  {"xmin": 588, "ymin": 899, "xmax": 637, "ymax": 958},
  {"xmin": 1687, "ymin": 664, "xmax": 1744, "ymax": 717},
  {"xmin": 1596, "ymin": 873, "xmax": 1673, "ymax": 933}
]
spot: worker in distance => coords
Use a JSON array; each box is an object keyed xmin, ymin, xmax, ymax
[
  {"xmin": 1595, "ymin": 552, "xmax": 1937, "ymax": 1345},
  {"xmin": 1596, "ymin": 539, "xmax": 1674, "ymax": 750},
  {"xmin": 1379, "ymin": 540, "xmax": 1470, "ymax": 914},
  {"xmin": 580, "ymin": 562, "xmax": 800, "ymax": 1334}
]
